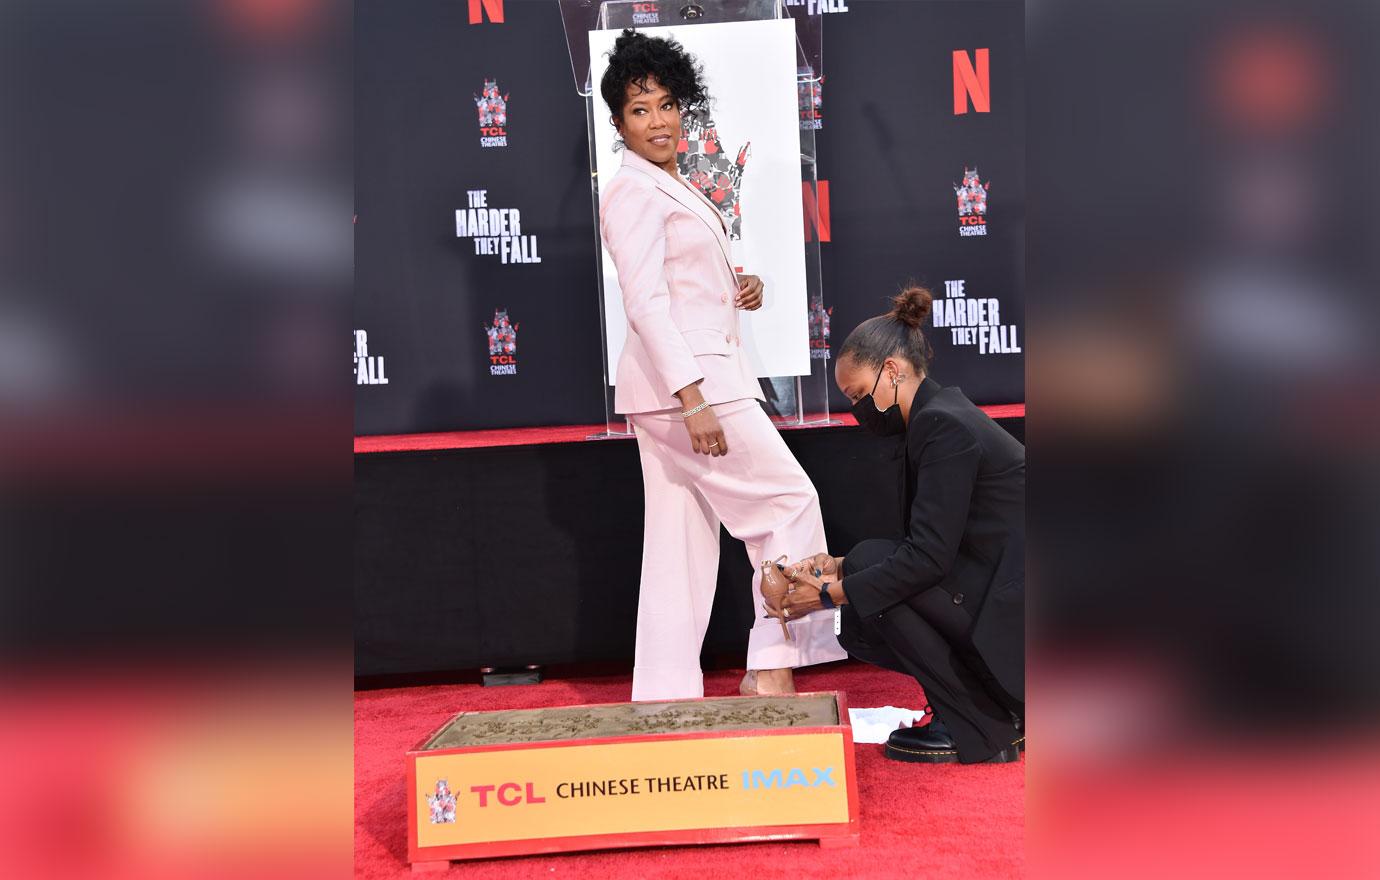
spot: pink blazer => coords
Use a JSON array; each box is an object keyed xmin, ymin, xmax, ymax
[{"xmin": 600, "ymin": 148, "xmax": 763, "ymax": 415}]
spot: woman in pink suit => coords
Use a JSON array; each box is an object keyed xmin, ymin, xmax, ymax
[{"xmin": 598, "ymin": 30, "xmax": 845, "ymax": 701}]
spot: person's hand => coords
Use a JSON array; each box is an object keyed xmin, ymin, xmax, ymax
[
  {"xmin": 735, "ymin": 274, "xmax": 764, "ymax": 311},
  {"xmin": 789, "ymin": 552, "xmax": 842, "ymax": 583},
  {"xmin": 774, "ymin": 568, "xmax": 828, "ymax": 621},
  {"xmin": 684, "ymin": 406, "xmax": 728, "ymax": 456}
]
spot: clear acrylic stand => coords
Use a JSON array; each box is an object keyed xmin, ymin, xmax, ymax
[{"xmin": 558, "ymin": 0, "xmax": 836, "ymax": 438}]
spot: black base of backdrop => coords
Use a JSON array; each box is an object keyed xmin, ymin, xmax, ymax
[{"xmin": 355, "ymin": 419, "xmax": 1022, "ymax": 683}]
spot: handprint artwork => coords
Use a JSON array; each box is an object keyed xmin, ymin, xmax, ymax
[{"xmin": 676, "ymin": 109, "xmax": 751, "ymax": 240}]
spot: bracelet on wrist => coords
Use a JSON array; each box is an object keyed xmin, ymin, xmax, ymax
[
  {"xmin": 682, "ymin": 401, "xmax": 710, "ymax": 418},
  {"xmin": 818, "ymin": 583, "xmax": 836, "ymax": 609}
]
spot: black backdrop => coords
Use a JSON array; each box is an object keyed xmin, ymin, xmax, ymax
[{"xmin": 355, "ymin": 0, "xmax": 1023, "ymax": 435}]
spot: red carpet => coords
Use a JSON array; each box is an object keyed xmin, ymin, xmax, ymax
[
  {"xmin": 355, "ymin": 661, "xmax": 1024, "ymax": 878},
  {"xmin": 353, "ymin": 405, "xmax": 1026, "ymax": 454}
]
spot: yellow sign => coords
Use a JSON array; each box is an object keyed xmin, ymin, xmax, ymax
[{"xmin": 415, "ymin": 733, "xmax": 848, "ymax": 848}]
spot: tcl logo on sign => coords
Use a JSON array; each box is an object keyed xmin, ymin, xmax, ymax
[{"xmin": 953, "ymin": 49, "xmax": 990, "ymax": 114}]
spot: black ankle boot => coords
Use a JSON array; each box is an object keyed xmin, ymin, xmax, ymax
[{"xmin": 885, "ymin": 721, "xmax": 1022, "ymax": 764}]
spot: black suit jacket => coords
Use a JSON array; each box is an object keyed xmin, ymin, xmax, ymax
[{"xmin": 843, "ymin": 377, "xmax": 1025, "ymax": 701}]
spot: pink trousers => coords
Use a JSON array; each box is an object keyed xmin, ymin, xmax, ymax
[{"xmin": 626, "ymin": 399, "xmax": 847, "ymax": 701}]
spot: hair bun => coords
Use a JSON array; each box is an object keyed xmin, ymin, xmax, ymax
[{"xmin": 890, "ymin": 285, "xmax": 933, "ymax": 328}]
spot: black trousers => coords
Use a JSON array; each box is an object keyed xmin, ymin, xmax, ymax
[{"xmin": 839, "ymin": 539, "xmax": 1023, "ymax": 763}]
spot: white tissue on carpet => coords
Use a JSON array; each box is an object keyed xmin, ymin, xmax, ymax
[{"xmin": 847, "ymin": 706, "xmax": 928, "ymax": 744}]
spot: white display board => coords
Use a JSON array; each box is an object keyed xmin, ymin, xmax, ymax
[{"xmin": 590, "ymin": 19, "xmax": 810, "ymax": 380}]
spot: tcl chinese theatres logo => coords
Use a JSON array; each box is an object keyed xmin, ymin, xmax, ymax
[
  {"xmin": 485, "ymin": 308, "xmax": 518, "ymax": 376},
  {"xmin": 954, "ymin": 167, "xmax": 990, "ymax": 237}
]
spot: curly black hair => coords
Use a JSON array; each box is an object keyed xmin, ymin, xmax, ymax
[{"xmin": 600, "ymin": 28, "xmax": 709, "ymax": 126}]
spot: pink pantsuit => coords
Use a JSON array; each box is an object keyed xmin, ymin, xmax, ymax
[{"xmin": 600, "ymin": 148, "xmax": 845, "ymax": 701}]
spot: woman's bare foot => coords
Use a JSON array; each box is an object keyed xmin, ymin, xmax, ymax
[
  {"xmin": 742, "ymin": 667, "xmax": 795, "ymax": 695},
  {"xmin": 739, "ymin": 670, "xmax": 757, "ymax": 695}
]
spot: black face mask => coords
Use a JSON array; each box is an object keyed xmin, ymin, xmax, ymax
[{"xmin": 851, "ymin": 365, "xmax": 906, "ymax": 436}]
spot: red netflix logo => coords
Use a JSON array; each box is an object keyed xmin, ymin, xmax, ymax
[
  {"xmin": 469, "ymin": 0, "xmax": 503, "ymax": 25},
  {"xmin": 953, "ymin": 49, "xmax": 990, "ymax": 114},
  {"xmin": 802, "ymin": 180, "xmax": 831, "ymax": 243}
]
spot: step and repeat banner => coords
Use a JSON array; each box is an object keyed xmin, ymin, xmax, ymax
[{"xmin": 355, "ymin": 0, "xmax": 1023, "ymax": 434}]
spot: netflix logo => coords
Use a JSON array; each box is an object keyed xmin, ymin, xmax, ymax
[
  {"xmin": 468, "ymin": 0, "xmax": 503, "ymax": 25},
  {"xmin": 802, "ymin": 180, "xmax": 830, "ymax": 243},
  {"xmin": 953, "ymin": 49, "xmax": 990, "ymax": 114}
]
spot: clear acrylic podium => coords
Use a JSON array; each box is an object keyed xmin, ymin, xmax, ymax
[{"xmin": 558, "ymin": 0, "xmax": 838, "ymax": 439}]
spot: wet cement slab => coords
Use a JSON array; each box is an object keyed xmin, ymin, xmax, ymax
[{"xmin": 422, "ymin": 694, "xmax": 841, "ymax": 749}]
